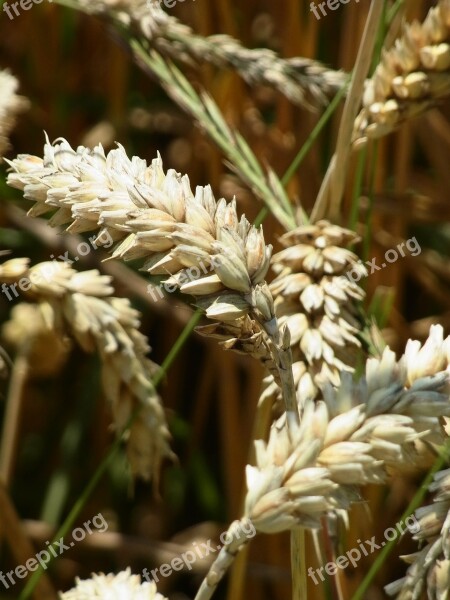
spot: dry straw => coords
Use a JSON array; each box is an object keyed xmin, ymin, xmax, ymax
[{"xmin": 0, "ymin": 256, "xmax": 172, "ymax": 482}]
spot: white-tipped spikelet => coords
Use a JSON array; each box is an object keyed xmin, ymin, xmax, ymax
[
  {"xmin": 6, "ymin": 138, "xmax": 274, "ymax": 328},
  {"xmin": 6, "ymin": 138, "xmax": 282, "ymax": 373}
]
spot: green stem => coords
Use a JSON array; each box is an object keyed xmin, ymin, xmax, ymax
[
  {"xmin": 282, "ymin": 81, "xmax": 349, "ymax": 190},
  {"xmin": 18, "ymin": 308, "xmax": 203, "ymax": 600},
  {"xmin": 254, "ymin": 81, "xmax": 348, "ymax": 229},
  {"xmin": 351, "ymin": 440, "xmax": 450, "ymax": 600}
]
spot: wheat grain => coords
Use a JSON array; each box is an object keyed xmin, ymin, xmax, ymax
[
  {"xmin": 0, "ymin": 257, "xmax": 172, "ymax": 482},
  {"xmin": 5, "ymin": 138, "xmax": 279, "ymax": 340},
  {"xmin": 246, "ymin": 326, "xmax": 450, "ymax": 534}
]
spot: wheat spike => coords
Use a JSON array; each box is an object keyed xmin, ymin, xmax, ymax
[
  {"xmin": 266, "ymin": 220, "xmax": 367, "ymax": 403},
  {"xmin": 194, "ymin": 325, "xmax": 450, "ymax": 600},
  {"xmin": 354, "ymin": 0, "xmax": 450, "ymax": 146},
  {"xmin": 385, "ymin": 467, "xmax": 450, "ymax": 600},
  {"xmin": 67, "ymin": 0, "xmax": 345, "ymax": 110},
  {"xmin": 0, "ymin": 70, "xmax": 28, "ymax": 158},
  {"xmin": 6, "ymin": 138, "xmax": 280, "ymax": 342},
  {"xmin": 59, "ymin": 568, "xmax": 168, "ymax": 599},
  {"xmin": 0, "ymin": 257, "xmax": 172, "ymax": 482},
  {"xmin": 246, "ymin": 325, "xmax": 450, "ymax": 533}
]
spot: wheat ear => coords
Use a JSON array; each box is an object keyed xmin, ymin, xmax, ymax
[
  {"xmin": 0, "ymin": 256, "xmax": 172, "ymax": 482},
  {"xmin": 6, "ymin": 138, "xmax": 300, "ymax": 409},
  {"xmin": 194, "ymin": 325, "xmax": 450, "ymax": 600},
  {"xmin": 266, "ymin": 220, "xmax": 367, "ymax": 404},
  {"xmin": 57, "ymin": 0, "xmax": 345, "ymax": 111},
  {"xmin": 353, "ymin": 0, "xmax": 450, "ymax": 147}
]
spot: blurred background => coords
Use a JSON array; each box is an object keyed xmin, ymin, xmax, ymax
[{"xmin": 0, "ymin": 1, "xmax": 449, "ymax": 598}]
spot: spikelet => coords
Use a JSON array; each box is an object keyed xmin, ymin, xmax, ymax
[
  {"xmin": 268, "ymin": 220, "xmax": 367, "ymax": 403},
  {"xmin": 0, "ymin": 70, "xmax": 28, "ymax": 158},
  {"xmin": 6, "ymin": 138, "xmax": 278, "ymax": 347},
  {"xmin": 354, "ymin": 0, "xmax": 450, "ymax": 145},
  {"xmin": 0, "ymin": 257, "xmax": 172, "ymax": 482},
  {"xmin": 385, "ymin": 466, "xmax": 450, "ymax": 600},
  {"xmin": 245, "ymin": 325, "xmax": 450, "ymax": 535},
  {"xmin": 59, "ymin": 568, "xmax": 168, "ymax": 599},
  {"xmin": 69, "ymin": 0, "xmax": 345, "ymax": 109}
]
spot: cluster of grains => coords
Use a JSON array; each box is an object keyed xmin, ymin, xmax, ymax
[
  {"xmin": 70, "ymin": 0, "xmax": 345, "ymax": 109},
  {"xmin": 386, "ymin": 468, "xmax": 450, "ymax": 600},
  {"xmin": 59, "ymin": 568, "xmax": 168, "ymax": 599},
  {"xmin": 245, "ymin": 325, "xmax": 450, "ymax": 534},
  {"xmin": 354, "ymin": 0, "xmax": 450, "ymax": 145},
  {"xmin": 267, "ymin": 220, "xmax": 366, "ymax": 403},
  {"xmin": 0, "ymin": 70, "xmax": 28, "ymax": 158},
  {"xmin": 0, "ymin": 257, "xmax": 172, "ymax": 481},
  {"xmin": 6, "ymin": 138, "xmax": 279, "ymax": 347}
]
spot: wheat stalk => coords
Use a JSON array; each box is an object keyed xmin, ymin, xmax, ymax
[
  {"xmin": 59, "ymin": 567, "xmax": 168, "ymax": 599},
  {"xmin": 0, "ymin": 70, "xmax": 28, "ymax": 159},
  {"xmin": 0, "ymin": 256, "xmax": 172, "ymax": 482},
  {"xmin": 193, "ymin": 324, "xmax": 450, "ymax": 600}
]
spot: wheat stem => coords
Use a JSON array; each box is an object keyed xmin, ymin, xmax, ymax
[
  {"xmin": 0, "ymin": 345, "xmax": 30, "ymax": 486},
  {"xmin": 311, "ymin": 0, "xmax": 385, "ymax": 223}
]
